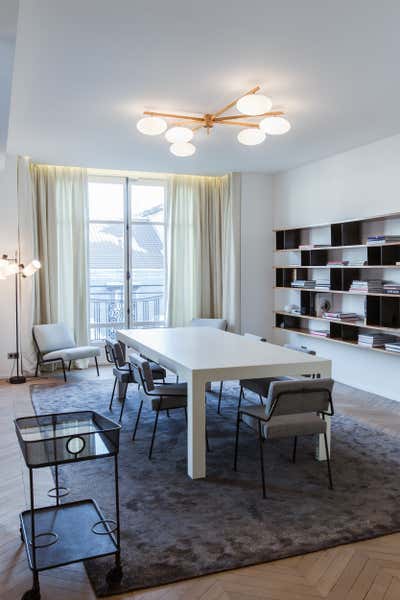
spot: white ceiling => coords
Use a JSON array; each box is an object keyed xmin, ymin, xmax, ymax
[{"xmin": 6, "ymin": 0, "xmax": 400, "ymax": 174}]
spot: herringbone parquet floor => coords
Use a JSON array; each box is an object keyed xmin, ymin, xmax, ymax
[{"xmin": 1, "ymin": 369, "xmax": 400, "ymax": 600}]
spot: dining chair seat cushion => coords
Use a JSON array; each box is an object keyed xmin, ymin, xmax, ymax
[
  {"xmin": 240, "ymin": 404, "xmax": 327, "ymax": 439},
  {"xmin": 42, "ymin": 345, "xmax": 101, "ymax": 361},
  {"xmin": 149, "ymin": 395, "xmax": 188, "ymax": 411},
  {"xmin": 154, "ymin": 382, "xmax": 187, "ymax": 396},
  {"xmin": 240, "ymin": 376, "xmax": 293, "ymax": 398}
]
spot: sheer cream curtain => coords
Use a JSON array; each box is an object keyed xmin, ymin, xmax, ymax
[
  {"xmin": 33, "ymin": 164, "xmax": 89, "ymax": 366},
  {"xmin": 167, "ymin": 173, "xmax": 241, "ymax": 331}
]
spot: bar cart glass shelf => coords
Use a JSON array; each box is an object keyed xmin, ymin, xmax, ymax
[{"xmin": 15, "ymin": 411, "xmax": 122, "ymax": 600}]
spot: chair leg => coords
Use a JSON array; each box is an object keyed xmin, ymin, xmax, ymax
[
  {"xmin": 94, "ymin": 356, "xmax": 100, "ymax": 376},
  {"xmin": 259, "ymin": 394, "xmax": 264, "ymax": 406},
  {"xmin": 258, "ymin": 420, "xmax": 266, "ymax": 499},
  {"xmin": 176, "ymin": 374, "xmax": 179, "ymax": 383},
  {"xmin": 184, "ymin": 407, "xmax": 187, "ymax": 423},
  {"xmin": 109, "ymin": 377, "xmax": 117, "ymax": 410},
  {"xmin": 292, "ymin": 436, "xmax": 297, "ymax": 463},
  {"xmin": 68, "ymin": 360, "xmax": 72, "ymax": 371},
  {"xmin": 118, "ymin": 384, "xmax": 128, "ymax": 422},
  {"xmin": 206, "ymin": 427, "xmax": 210, "ymax": 452},
  {"xmin": 217, "ymin": 381, "xmax": 223, "ymax": 414},
  {"xmin": 323, "ymin": 433, "xmax": 333, "ymax": 490},
  {"xmin": 132, "ymin": 399, "xmax": 143, "ymax": 441},
  {"xmin": 233, "ymin": 412, "xmax": 241, "ymax": 471},
  {"xmin": 148, "ymin": 409, "xmax": 160, "ymax": 459},
  {"xmin": 61, "ymin": 359, "xmax": 67, "ymax": 382}
]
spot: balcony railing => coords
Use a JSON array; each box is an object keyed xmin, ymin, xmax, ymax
[{"xmin": 89, "ymin": 285, "xmax": 164, "ymax": 340}]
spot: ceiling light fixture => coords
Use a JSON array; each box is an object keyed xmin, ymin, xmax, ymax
[
  {"xmin": 137, "ymin": 86, "xmax": 291, "ymax": 156},
  {"xmin": 170, "ymin": 142, "xmax": 196, "ymax": 157},
  {"xmin": 260, "ymin": 116, "xmax": 291, "ymax": 135},
  {"xmin": 237, "ymin": 128, "xmax": 266, "ymax": 146},
  {"xmin": 165, "ymin": 126, "xmax": 194, "ymax": 143},
  {"xmin": 137, "ymin": 116, "xmax": 167, "ymax": 135}
]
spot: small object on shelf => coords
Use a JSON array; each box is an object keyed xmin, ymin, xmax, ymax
[
  {"xmin": 284, "ymin": 303, "xmax": 301, "ymax": 314},
  {"xmin": 367, "ymin": 235, "xmax": 400, "ymax": 245},
  {"xmin": 327, "ymin": 260, "xmax": 349, "ymax": 266},
  {"xmin": 15, "ymin": 411, "xmax": 122, "ymax": 600}
]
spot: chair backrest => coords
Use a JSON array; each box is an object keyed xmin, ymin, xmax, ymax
[
  {"xmin": 284, "ymin": 343, "xmax": 316, "ymax": 356},
  {"xmin": 191, "ymin": 318, "xmax": 228, "ymax": 331},
  {"xmin": 267, "ymin": 378, "xmax": 334, "ymax": 417},
  {"xmin": 105, "ymin": 339, "xmax": 126, "ymax": 368},
  {"xmin": 33, "ymin": 323, "xmax": 75, "ymax": 354},
  {"xmin": 129, "ymin": 353, "xmax": 155, "ymax": 391},
  {"xmin": 244, "ymin": 333, "xmax": 267, "ymax": 342}
]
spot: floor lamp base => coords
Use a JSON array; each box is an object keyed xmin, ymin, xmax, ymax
[{"xmin": 9, "ymin": 375, "xmax": 26, "ymax": 384}]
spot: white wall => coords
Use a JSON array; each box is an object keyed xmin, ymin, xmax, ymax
[
  {"xmin": 0, "ymin": 154, "xmax": 18, "ymax": 377},
  {"xmin": 240, "ymin": 173, "xmax": 274, "ymax": 339},
  {"xmin": 272, "ymin": 133, "xmax": 400, "ymax": 401}
]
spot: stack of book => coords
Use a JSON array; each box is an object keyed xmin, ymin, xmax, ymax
[
  {"xmin": 322, "ymin": 311, "xmax": 360, "ymax": 321},
  {"xmin": 383, "ymin": 282, "xmax": 400, "ymax": 295},
  {"xmin": 291, "ymin": 280, "xmax": 316, "ymax": 288},
  {"xmin": 367, "ymin": 235, "xmax": 400, "ymax": 245},
  {"xmin": 385, "ymin": 341, "xmax": 400, "ymax": 353},
  {"xmin": 350, "ymin": 279, "xmax": 383, "ymax": 293},
  {"xmin": 315, "ymin": 280, "xmax": 330, "ymax": 290},
  {"xmin": 310, "ymin": 329, "xmax": 329, "ymax": 337},
  {"xmin": 358, "ymin": 333, "xmax": 397, "ymax": 348}
]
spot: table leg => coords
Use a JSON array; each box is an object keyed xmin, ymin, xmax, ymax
[
  {"xmin": 187, "ymin": 373, "xmax": 206, "ymax": 479},
  {"xmin": 315, "ymin": 363, "xmax": 332, "ymax": 461}
]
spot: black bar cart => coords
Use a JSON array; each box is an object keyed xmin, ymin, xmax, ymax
[{"xmin": 14, "ymin": 410, "xmax": 122, "ymax": 600}]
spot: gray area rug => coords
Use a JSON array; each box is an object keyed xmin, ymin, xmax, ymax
[{"xmin": 31, "ymin": 379, "xmax": 400, "ymax": 597}]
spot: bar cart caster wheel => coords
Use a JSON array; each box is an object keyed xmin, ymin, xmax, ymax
[
  {"xmin": 106, "ymin": 565, "xmax": 123, "ymax": 585},
  {"xmin": 21, "ymin": 589, "xmax": 41, "ymax": 600}
]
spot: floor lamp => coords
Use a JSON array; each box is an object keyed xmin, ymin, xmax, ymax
[{"xmin": 0, "ymin": 253, "xmax": 41, "ymax": 384}]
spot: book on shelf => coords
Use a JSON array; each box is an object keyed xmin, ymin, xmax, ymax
[
  {"xmin": 350, "ymin": 279, "xmax": 383, "ymax": 292},
  {"xmin": 385, "ymin": 342, "xmax": 400, "ymax": 352},
  {"xmin": 322, "ymin": 312, "xmax": 361, "ymax": 321},
  {"xmin": 358, "ymin": 333, "xmax": 397, "ymax": 348},
  {"xmin": 310, "ymin": 329, "xmax": 329, "ymax": 337},
  {"xmin": 367, "ymin": 235, "xmax": 400, "ymax": 245}
]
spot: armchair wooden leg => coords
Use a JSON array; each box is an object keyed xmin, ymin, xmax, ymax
[
  {"xmin": 258, "ymin": 420, "xmax": 266, "ymax": 499},
  {"xmin": 94, "ymin": 356, "xmax": 100, "ymax": 376},
  {"xmin": 132, "ymin": 399, "xmax": 143, "ymax": 441},
  {"xmin": 109, "ymin": 377, "xmax": 117, "ymax": 410},
  {"xmin": 148, "ymin": 409, "xmax": 160, "ymax": 459},
  {"xmin": 292, "ymin": 436, "xmax": 298, "ymax": 463},
  {"xmin": 217, "ymin": 381, "xmax": 223, "ymax": 414},
  {"xmin": 323, "ymin": 433, "xmax": 333, "ymax": 490}
]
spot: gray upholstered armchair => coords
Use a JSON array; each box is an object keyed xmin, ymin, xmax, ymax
[
  {"xmin": 234, "ymin": 378, "xmax": 334, "ymax": 498},
  {"xmin": 33, "ymin": 323, "xmax": 101, "ymax": 382}
]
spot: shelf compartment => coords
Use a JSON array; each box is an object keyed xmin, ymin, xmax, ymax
[
  {"xmin": 20, "ymin": 499, "xmax": 118, "ymax": 571},
  {"xmin": 275, "ymin": 229, "xmax": 301, "ymax": 250},
  {"xmin": 331, "ymin": 221, "xmax": 361, "ymax": 247}
]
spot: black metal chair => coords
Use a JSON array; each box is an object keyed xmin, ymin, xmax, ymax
[
  {"xmin": 129, "ymin": 353, "xmax": 210, "ymax": 459},
  {"xmin": 105, "ymin": 339, "xmax": 166, "ymax": 422},
  {"xmin": 234, "ymin": 378, "xmax": 334, "ymax": 498}
]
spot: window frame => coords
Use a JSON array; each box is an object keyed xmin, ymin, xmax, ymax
[{"xmin": 88, "ymin": 175, "xmax": 167, "ymax": 341}]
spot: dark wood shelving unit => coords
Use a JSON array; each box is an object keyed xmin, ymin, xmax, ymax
[{"xmin": 274, "ymin": 211, "xmax": 400, "ymax": 355}]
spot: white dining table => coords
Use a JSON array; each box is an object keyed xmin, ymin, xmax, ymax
[{"xmin": 117, "ymin": 327, "xmax": 332, "ymax": 479}]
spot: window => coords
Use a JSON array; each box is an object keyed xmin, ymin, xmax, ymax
[{"xmin": 88, "ymin": 176, "xmax": 167, "ymax": 341}]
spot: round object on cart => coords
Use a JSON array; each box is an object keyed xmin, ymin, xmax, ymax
[{"xmin": 66, "ymin": 435, "xmax": 86, "ymax": 455}]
